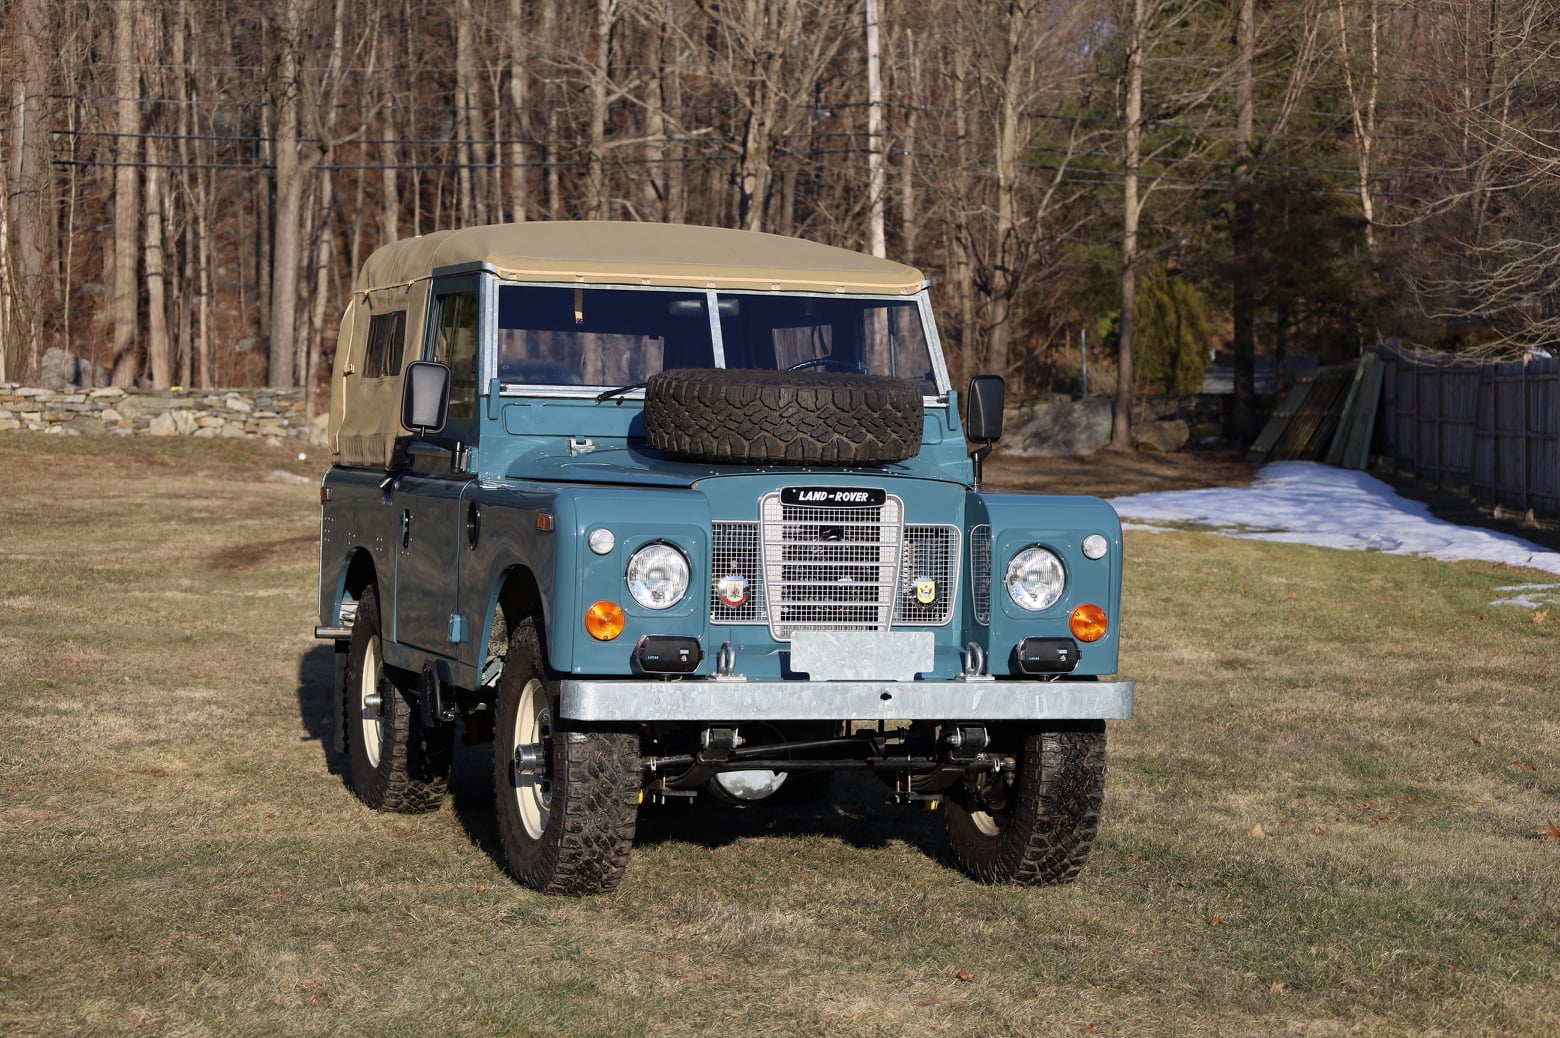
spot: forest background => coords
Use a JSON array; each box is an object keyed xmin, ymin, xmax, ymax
[{"xmin": 2, "ymin": 0, "xmax": 1557, "ymax": 445}]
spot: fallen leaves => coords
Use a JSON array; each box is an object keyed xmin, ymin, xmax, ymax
[
  {"xmin": 1536, "ymin": 819, "xmax": 1560, "ymax": 844},
  {"xmin": 1512, "ymin": 759, "xmax": 1536, "ymax": 771},
  {"xmin": 1248, "ymin": 822, "xmax": 1269, "ymax": 840}
]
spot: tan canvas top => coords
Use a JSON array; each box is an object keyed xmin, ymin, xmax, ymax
[{"xmin": 352, "ymin": 221, "xmax": 927, "ymax": 296}]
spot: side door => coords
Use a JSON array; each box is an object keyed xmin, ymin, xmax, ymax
[{"xmin": 392, "ymin": 275, "xmax": 482, "ymax": 656}]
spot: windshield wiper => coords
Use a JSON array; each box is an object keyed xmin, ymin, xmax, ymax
[{"xmin": 595, "ymin": 381, "xmax": 646, "ymax": 404}]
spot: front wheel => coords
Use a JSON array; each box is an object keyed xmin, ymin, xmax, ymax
[
  {"xmin": 493, "ymin": 618, "xmax": 642, "ymax": 895},
  {"xmin": 944, "ymin": 722, "xmax": 1106, "ymax": 886}
]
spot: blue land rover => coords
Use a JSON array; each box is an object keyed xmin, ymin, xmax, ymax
[{"xmin": 316, "ymin": 222, "xmax": 1133, "ymax": 894}]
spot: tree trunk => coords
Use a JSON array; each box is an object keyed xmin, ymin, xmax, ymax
[
  {"xmin": 898, "ymin": 27, "xmax": 919, "ymax": 265},
  {"xmin": 541, "ymin": 0, "xmax": 562, "ymax": 219},
  {"xmin": 984, "ymin": 0, "xmax": 1029, "ymax": 380},
  {"xmin": 585, "ymin": 0, "xmax": 614, "ymax": 219},
  {"xmin": 640, "ymin": 15, "xmax": 668, "ymax": 222},
  {"xmin": 1230, "ymin": 0, "xmax": 1258, "ymax": 444},
  {"xmin": 307, "ymin": 168, "xmax": 336, "ymax": 419},
  {"xmin": 865, "ymin": 0, "xmax": 886, "ymax": 258},
  {"xmin": 455, "ymin": 0, "xmax": 482, "ymax": 225},
  {"xmin": 1337, "ymin": 0, "xmax": 1380, "ymax": 254},
  {"xmin": 5, "ymin": 0, "xmax": 52, "ymax": 382},
  {"xmin": 144, "ymin": 138, "xmax": 173, "ymax": 388},
  {"xmin": 269, "ymin": 0, "xmax": 305, "ymax": 387},
  {"xmin": 109, "ymin": 1, "xmax": 142, "ymax": 388},
  {"xmin": 506, "ymin": 0, "xmax": 531, "ymax": 222},
  {"xmin": 1111, "ymin": 0, "xmax": 1147, "ymax": 452}
]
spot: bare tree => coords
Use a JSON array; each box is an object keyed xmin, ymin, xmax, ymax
[
  {"xmin": 1393, "ymin": 1, "xmax": 1560, "ymax": 353},
  {"xmin": 940, "ymin": 0, "xmax": 1098, "ymax": 382},
  {"xmin": 109, "ymin": 0, "xmax": 142, "ymax": 387},
  {"xmin": 269, "ymin": 0, "xmax": 308, "ymax": 386},
  {"xmin": 3, "ymin": 0, "xmax": 52, "ymax": 383},
  {"xmin": 1111, "ymin": 0, "xmax": 1147, "ymax": 451},
  {"xmin": 1335, "ymin": 0, "xmax": 1383, "ymax": 254},
  {"xmin": 689, "ymin": 0, "xmax": 853, "ymax": 232}
]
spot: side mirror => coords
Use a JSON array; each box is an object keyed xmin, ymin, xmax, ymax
[
  {"xmin": 964, "ymin": 374, "xmax": 1005, "ymax": 488},
  {"xmin": 964, "ymin": 374, "xmax": 1006, "ymax": 443},
  {"xmin": 401, "ymin": 361, "xmax": 450, "ymax": 436}
]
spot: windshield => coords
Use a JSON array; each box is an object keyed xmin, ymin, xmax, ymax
[{"xmin": 497, "ymin": 285, "xmax": 939, "ymax": 395}]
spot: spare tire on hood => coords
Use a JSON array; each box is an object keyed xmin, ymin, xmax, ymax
[{"xmin": 644, "ymin": 368, "xmax": 924, "ymax": 466}]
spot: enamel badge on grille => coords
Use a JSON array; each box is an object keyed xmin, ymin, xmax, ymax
[
  {"xmin": 717, "ymin": 574, "xmax": 750, "ymax": 608},
  {"xmin": 915, "ymin": 579, "xmax": 937, "ymax": 605}
]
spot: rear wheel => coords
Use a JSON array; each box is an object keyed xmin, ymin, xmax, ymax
[
  {"xmin": 493, "ymin": 618, "xmax": 642, "ymax": 895},
  {"xmin": 343, "ymin": 588, "xmax": 451, "ymax": 813},
  {"xmin": 944, "ymin": 722, "xmax": 1106, "ymax": 885}
]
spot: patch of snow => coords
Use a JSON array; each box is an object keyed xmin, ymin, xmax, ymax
[{"xmin": 1110, "ymin": 462, "xmax": 1560, "ymax": 606}]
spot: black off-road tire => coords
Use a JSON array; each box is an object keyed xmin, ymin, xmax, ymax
[
  {"xmin": 493, "ymin": 618, "xmax": 642, "ymax": 895},
  {"xmin": 944, "ymin": 722, "xmax": 1106, "ymax": 885},
  {"xmin": 644, "ymin": 368, "xmax": 924, "ymax": 466},
  {"xmin": 343, "ymin": 587, "xmax": 452, "ymax": 813}
]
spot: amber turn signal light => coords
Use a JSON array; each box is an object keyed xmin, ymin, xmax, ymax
[
  {"xmin": 585, "ymin": 600, "xmax": 626, "ymax": 641},
  {"xmin": 1070, "ymin": 603, "xmax": 1108, "ymax": 642}
]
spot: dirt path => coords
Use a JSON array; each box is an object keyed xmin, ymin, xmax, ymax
[{"xmin": 983, "ymin": 446, "xmax": 1256, "ymax": 498}]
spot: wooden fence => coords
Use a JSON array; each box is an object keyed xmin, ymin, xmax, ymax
[{"xmin": 1373, "ymin": 342, "xmax": 1560, "ymax": 516}]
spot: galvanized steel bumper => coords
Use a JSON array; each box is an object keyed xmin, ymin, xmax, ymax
[{"xmin": 559, "ymin": 678, "xmax": 1134, "ymax": 722}]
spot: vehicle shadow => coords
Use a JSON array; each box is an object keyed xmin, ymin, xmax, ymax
[
  {"xmin": 293, "ymin": 648, "xmax": 949, "ymax": 872},
  {"xmin": 631, "ymin": 772, "xmax": 948, "ymax": 862},
  {"xmin": 295, "ymin": 643, "xmax": 346, "ymax": 777},
  {"xmin": 447, "ymin": 736, "xmax": 948, "ymax": 873}
]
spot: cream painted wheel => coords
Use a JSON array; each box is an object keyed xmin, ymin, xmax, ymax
[
  {"xmin": 342, "ymin": 587, "xmax": 452, "ymax": 813},
  {"xmin": 511, "ymin": 677, "xmax": 553, "ymax": 840},
  {"xmin": 356, "ymin": 632, "xmax": 387, "ymax": 769},
  {"xmin": 493, "ymin": 617, "xmax": 642, "ymax": 895}
]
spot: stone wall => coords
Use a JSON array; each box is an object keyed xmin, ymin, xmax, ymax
[
  {"xmin": 0, "ymin": 385, "xmax": 325, "ymax": 444},
  {"xmin": 1001, "ymin": 392, "xmax": 1230, "ymax": 457}
]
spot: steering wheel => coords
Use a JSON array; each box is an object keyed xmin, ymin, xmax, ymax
[{"xmin": 787, "ymin": 357, "xmax": 866, "ymax": 374}]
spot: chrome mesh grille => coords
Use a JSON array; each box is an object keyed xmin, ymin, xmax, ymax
[
  {"xmin": 894, "ymin": 525, "xmax": 959, "ymax": 625},
  {"xmin": 710, "ymin": 522, "xmax": 764, "ymax": 624},
  {"xmin": 759, "ymin": 491, "xmax": 904, "ymax": 639},
  {"xmin": 970, "ymin": 524, "xmax": 992, "ymax": 625}
]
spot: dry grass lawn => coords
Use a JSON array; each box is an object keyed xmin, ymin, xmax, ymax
[{"xmin": 1, "ymin": 433, "xmax": 1555, "ymax": 1036}]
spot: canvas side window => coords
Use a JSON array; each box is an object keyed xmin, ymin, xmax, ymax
[
  {"xmin": 433, "ymin": 291, "xmax": 479, "ymax": 421},
  {"xmin": 363, "ymin": 310, "xmax": 407, "ymax": 378}
]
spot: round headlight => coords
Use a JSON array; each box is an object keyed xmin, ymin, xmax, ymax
[
  {"xmin": 626, "ymin": 543, "xmax": 690, "ymax": 610},
  {"xmin": 1005, "ymin": 546, "xmax": 1066, "ymax": 612},
  {"xmin": 1082, "ymin": 533, "xmax": 1109, "ymax": 560}
]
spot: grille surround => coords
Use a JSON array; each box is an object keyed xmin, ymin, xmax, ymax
[{"xmin": 710, "ymin": 492, "xmax": 958, "ymax": 639}]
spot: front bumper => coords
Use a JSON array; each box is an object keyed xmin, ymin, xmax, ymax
[{"xmin": 559, "ymin": 678, "xmax": 1134, "ymax": 722}]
